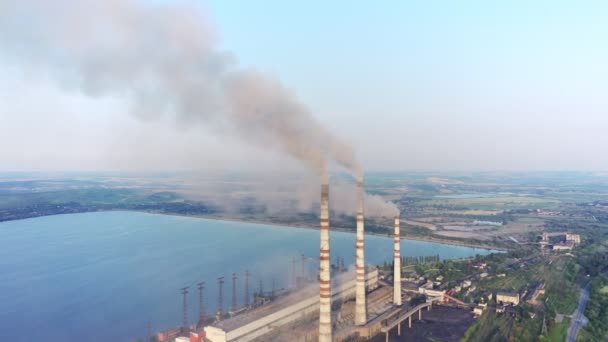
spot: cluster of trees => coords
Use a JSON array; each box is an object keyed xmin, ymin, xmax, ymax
[
  {"xmin": 583, "ymin": 275, "xmax": 608, "ymax": 340},
  {"xmin": 0, "ymin": 189, "xmax": 222, "ymax": 223}
]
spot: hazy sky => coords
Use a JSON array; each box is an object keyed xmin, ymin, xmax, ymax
[{"xmin": 1, "ymin": 0, "xmax": 607, "ymax": 172}]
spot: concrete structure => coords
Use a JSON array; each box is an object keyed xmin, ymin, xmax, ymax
[
  {"xmin": 345, "ymin": 286, "xmax": 394, "ymax": 340},
  {"xmin": 473, "ymin": 302, "xmax": 487, "ymax": 316},
  {"xmin": 497, "ymin": 291, "xmax": 520, "ymax": 306},
  {"xmin": 380, "ymin": 296, "xmax": 442, "ymax": 341},
  {"xmin": 541, "ymin": 231, "xmax": 549, "ymax": 243},
  {"xmin": 526, "ymin": 283, "xmax": 546, "ymax": 304},
  {"xmin": 418, "ymin": 287, "xmax": 445, "ymax": 298},
  {"xmin": 355, "ymin": 176, "xmax": 367, "ymax": 325},
  {"xmin": 204, "ymin": 269, "xmax": 379, "ymax": 342},
  {"xmin": 319, "ymin": 177, "xmax": 332, "ymax": 342},
  {"xmin": 553, "ymin": 242, "xmax": 574, "ymax": 251},
  {"xmin": 393, "ymin": 216, "xmax": 402, "ymax": 306},
  {"xmin": 566, "ymin": 233, "xmax": 581, "ymax": 245}
]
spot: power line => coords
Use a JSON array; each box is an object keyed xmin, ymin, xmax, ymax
[
  {"xmin": 197, "ymin": 281, "xmax": 205, "ymax": 323},
  {"xmin": 232, "ymin": 273, "xmax": 238, "ymax": 312},
  {"xmin": 217, "ymin": 277, "xmax": 225, "ymax": 317},
  {"xmin": 244, "ymin": 270, "xmax": 250, "ymax": 307},
  {"xmin": 180, "ymin": 287, "xmax": 189, "ymax": 329}
]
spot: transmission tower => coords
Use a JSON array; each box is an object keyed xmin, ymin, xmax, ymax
[
  {"xmin": 231, "ymin": 273, "xmax": 238, "ymax": 312},
  {"xmin": 146, "ymin": 321, "xmax": 151, "ymax": 342},
  {"xmin": 259, "ymin": 279, "xmax": 263, "ymax": 296},
  {"xmin": 301, "ymin": 254, "xmax": 306, "ymax": 279},
  {"xmin": 180, "ymin": 287, "xmax": 189, "ymax": 329},
  {"xmin": 292, "ymin": 256, "xmax": 297, "ymax": 287},
  {"xmin": 217, "ymin": 277, "xmax": 225, "ymax": 317},
  {"xmin": 197, "ymin": 281, "xmax": 205, "ymax": 323},
  {"xmin": 271, "ymin": 276, "xmax": 276, "ymax": 297},
  {"xmin": 244, "ymin": 270, "xmax": 250, "ymax": 306}
]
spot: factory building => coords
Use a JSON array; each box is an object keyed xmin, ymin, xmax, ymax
[
  {"xmin": 566, "ymin": 233, "xmax": 581, "ymax": 245},
  {"xmin": 204, "ymin": 268, "xmax": 379, "ymax": 342},
  {"xmin": 497, "ymin": 291, "xmax": 520, "ymax": 306}
]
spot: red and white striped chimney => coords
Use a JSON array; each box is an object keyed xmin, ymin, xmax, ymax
[
  {"xmin": 393, "ymin": 216, "xmax": 402, "ymax": 306},
  {"xmin": 319, "ymin": 174, "xmax": 332, "ymax": 342},
  {"xmin": 355, "ymin": 176, "xmax": 367, "ymax": 325}
]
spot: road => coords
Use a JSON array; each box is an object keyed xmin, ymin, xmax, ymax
[{"xmin": 566, "ymin": 282, "xmax": 591, "ymax": 342}]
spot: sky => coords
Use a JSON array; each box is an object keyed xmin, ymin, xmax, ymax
[{"xmin": 1, "ymin": 0, "xmax": 607, "ymax": 172}]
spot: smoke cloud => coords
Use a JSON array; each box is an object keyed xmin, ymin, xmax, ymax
[
  {"xmin": 175, "ymin": 173, "xmax": 399, "ymax": 218},
  {"xmin": 0, "ymin": 0, "xmax": 355, "ymax": 173},
  {"xmin": 0, "ymin": 0, "xmax": 397, "ymax": 217}
]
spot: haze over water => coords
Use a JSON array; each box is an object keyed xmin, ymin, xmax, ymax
[{"xmin": 0, "ymin": 212, "xmax": 497, "ymax": 341}]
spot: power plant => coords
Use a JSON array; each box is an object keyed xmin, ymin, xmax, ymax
[{"xmin": 153, "ymin": 176, "xmax": 448, "ymax": 342}]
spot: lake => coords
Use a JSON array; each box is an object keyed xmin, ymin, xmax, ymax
[{"xmin": 0, "ymin": 211, "xmax": 498, "ymax": 341}]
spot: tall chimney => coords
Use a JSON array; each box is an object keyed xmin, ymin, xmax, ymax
[
  {"xmin": 355, "ymin": 176, "xmax": 367, "ymax": 325},
  {"xmin": 319, "ymin": 174, "xmax": 332, "ymax": 342},
  {"xmin": 393, "ymin": 216, "xmax": 402, "ymax": 306}
]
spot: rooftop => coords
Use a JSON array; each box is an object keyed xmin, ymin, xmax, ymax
[{"xmin": 212, "ymin": 268, "xmax": 377, "ymax": 332}]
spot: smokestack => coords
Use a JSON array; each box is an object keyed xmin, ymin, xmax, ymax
[
  {"xmin": 393, "ymin": 216, "xmax": 402, "ymax": 306},
  {"xmin": 319, "ymin": 176, "xmax": 332, "ymax": 342},
  {"xmin": 355, "ymin": 177, "xmax": 367, "ymax": 325}
]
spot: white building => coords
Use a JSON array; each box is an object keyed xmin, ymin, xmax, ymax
[
  {"xmin": 418, "ymin": 288, "xmax": 445, "ymax": 298},
  {"xmin": 566, "ymin": 234, "xmax": 581, "ymax": 245},
  {"xmin": 204, "ymin": 269, "xmax": 379, "ymax": 342},
  {"xmin": 473, "ymin": 302, "xmax": 487, "ymax": 316},
  {"xmin": 497, "ymin": 291, "xmax": 520, "ymax": 306},
  {"xmin": 553, "ymin": 242, "xmax": 574, "ymax": 251}
]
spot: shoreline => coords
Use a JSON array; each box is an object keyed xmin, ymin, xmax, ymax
[
  {"xmin": 0, "ymin": 209, "xmax": 508, "ymax": 251},
  {"xmin": 140, "ymin": 210, "xmax": 509, "ymax": 251}
]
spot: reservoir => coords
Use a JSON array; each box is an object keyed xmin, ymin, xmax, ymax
[{"xmin": 0, "ymin": 211, "xmax": 498, "ymax": 341}]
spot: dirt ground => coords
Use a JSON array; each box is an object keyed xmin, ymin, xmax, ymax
[
  {"xmin": 433, "ymin": 230, "xmax": 493, "ymax": 240},
  {"xmin": 369, "ymin": 306, "xmax": 477, "ymax": 342},
  {"xmin": 432, "ymin": 215, "xmax": 546, "ymax": 241}
]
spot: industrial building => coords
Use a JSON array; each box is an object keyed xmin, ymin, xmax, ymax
[
  {"xmin": 566, "ymin": 233, "xmax": 581, "ymax": 245},
  {"xmin": 204, "ymin": 268, "xmax": 379, "ymax": 342},
  {"xmin": 162, "ymin": 174, "xmax": 410, "ymax": 342},
  {"xmin": 496, "ymin": 291, "xmax": 520, "ymax": 306}
]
